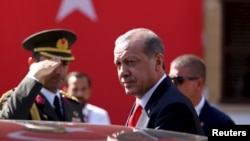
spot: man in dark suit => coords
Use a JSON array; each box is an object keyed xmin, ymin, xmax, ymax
[
  {"xmin": 169, "ymin": 54, "xmax": 235, "ymax": 136},
  {"xmin": 0, "ymin": 29, "xmax": 83, "ymax": 122},
  {"xmin": 113, "ymin": 28, "xmax": 204, "ymax": 135}
]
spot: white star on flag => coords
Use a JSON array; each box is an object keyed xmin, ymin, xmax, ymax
[{"xmin": 56, "ymin": 0, "xmax": 98, "ymax": 22}]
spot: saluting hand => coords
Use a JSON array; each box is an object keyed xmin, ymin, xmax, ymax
[{"xmin": 27, "ymin": 57, "xmax": 61, "ymax": 81}]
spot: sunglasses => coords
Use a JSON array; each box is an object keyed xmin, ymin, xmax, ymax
[{"xmin": 169, "ymin": 76, "xmax": 199, "ymax": 86}]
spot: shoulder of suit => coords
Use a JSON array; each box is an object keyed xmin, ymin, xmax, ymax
[
  {"xmin": 0, "ymin": 87, "xmax": 17, "ymax": 101},
  {"xmin": 0, "ymin": 87, "xmax": 17, "ymax": 109},
  {"xmin": 60, "ymin": 90, "xmax": 79, "ymax": 103}
]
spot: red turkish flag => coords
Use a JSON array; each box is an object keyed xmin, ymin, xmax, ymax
[{"xmin": 0, "ymin": 0, "xmax": 203, "ymax": 125}]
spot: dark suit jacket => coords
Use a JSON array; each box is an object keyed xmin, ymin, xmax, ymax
[
  {"xmin": 127, "ymin": 76, "xmax": 204, "ymax": 136},
  {"xmin": 0, "ymin": 77, "xmax": 83, "ymax": 122},
  {"xmin": 199, "ymin": 100, "xmax": 235, "ymax": 136}
]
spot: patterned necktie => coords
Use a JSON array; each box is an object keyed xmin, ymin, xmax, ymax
[
  {"xmin": 54, "ymin": 96, "xmax": 64, "ymax": 121},
  {"xmin": 128, "ymin": 102, "xmax": 143, "ymax": 127}
]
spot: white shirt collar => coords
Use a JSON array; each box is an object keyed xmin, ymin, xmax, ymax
[
  {"xmin": 138, "ymin": 74, "xmax": 167, "ymax": 108},
  {"xmin": 41, "ymin": 88, "xmax": 61, "ymax": 108},
  {"xmin": 195, "ymin": 96, "xmax": 205, "ymax": 116}
]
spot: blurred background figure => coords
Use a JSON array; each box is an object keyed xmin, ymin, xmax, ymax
[
  {"xmin": 63, "ymin": 71, "xmax": 111, "ymax": 125},
  {"xmin": 169, "ymin": 54, "xmax": 235, "ymax": 136}
]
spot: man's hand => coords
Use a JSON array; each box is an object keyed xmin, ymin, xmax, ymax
[
  {"xmin": 27, "ymin": 57, "xmax": 61, "ymax": 81},
  {"xmin": 107, "ymin": 131, "xmax": 157, "ymax": 141}
]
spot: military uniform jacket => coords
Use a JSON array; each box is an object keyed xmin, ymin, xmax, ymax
[{"xmin": 0, "ymin": 77, "xmax": 83, "ymax": 122}]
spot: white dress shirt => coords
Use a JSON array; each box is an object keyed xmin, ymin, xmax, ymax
[
  {"xmin": 41, "ymin": 88, "xmax": 64, "ymax": 115},
  {"xmin": 195, "ymin": 95, "xmax": 205, "ymax": 116},
  {"xmin": 83, "ymin": 103, "xmax": 111, "ymax": 125}
]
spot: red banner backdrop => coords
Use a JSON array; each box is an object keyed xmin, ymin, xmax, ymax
[{"xmin": 0, "ymin": 0, "xmax": 203, "ymax": 125}]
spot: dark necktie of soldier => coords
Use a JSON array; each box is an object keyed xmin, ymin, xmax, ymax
[{"xmin": 54, "ymin": 95, "xmax": 64, "ymax": 121}]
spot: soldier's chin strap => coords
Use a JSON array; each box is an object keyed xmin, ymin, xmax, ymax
[{"xmin": 30, "ymin": 103, "xmax": 41, "ymax": 120}]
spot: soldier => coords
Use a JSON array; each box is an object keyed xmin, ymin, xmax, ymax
[{"xmin": 0, "ymin": 29, "xmax": 83, "ymax": 122}]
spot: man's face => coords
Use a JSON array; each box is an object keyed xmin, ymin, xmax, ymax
[
  {"xmin": 114, "ymin": 40, "xmax": 158, "ymax": 98},
  {"xmin": 39, "ymin": 55, "xmax": 69, "ymax": 92},
  {"xmin": 169, "ymin": 66, "xmax": 198, "ymax": 100},
  {"xmin": 66, "ymin": 76, "xmax": 91, "ymax": 107}
]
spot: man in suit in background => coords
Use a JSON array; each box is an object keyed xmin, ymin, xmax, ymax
[
  {"xmin": 113, "ymin": 28, "xmax": 204, "ymax": 135},
  {"xmin": 0, "ymin": 29, "xmax": 83, "ymax": 122},
  {"xmin": 63, "ymin": 71, "xmax": 111, "ymax": 124},
  {"xmin": 169, "ymin": 54, "xmax": 235, "ymax": 136}
]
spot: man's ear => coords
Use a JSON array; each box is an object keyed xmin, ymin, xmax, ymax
[
  {"xmin": 197, "ymin": 78, "xmax": 205, "ymax": 89},
  {"xmin": 155, "ymin": 53, "xmax": 164, "ymax": 70},
  {"xmin": 27, "ymin": 57, "xmax": 34, "ymax": 65}
]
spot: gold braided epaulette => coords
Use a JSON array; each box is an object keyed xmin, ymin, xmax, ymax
[
  {"xmin": 0, "ymin": 88, "xmax": 16, "ymax": 110},
  {"xmin": 60, "ymin": 90, "xmax": 79, "ymax": 102}
]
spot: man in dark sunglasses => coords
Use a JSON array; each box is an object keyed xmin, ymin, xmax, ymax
[
  {"xmin": 169, "ymin": 54, "xmax": 235, "ymax": 136},
  {"xmin": 169, "ymin": 76, "xmax": 199, "ymax": 86}
]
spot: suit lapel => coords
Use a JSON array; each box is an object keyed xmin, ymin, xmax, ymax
[
  {"xmin": 199, "ymin": 100, "xmax": 209, "ymax": 128},
  {"xmin": 145, "ymin": 77, "xmax": 171, "ymax": 116},
  {"xmin": 127, "ymin": 77, "xmax": 171, "ymax": 127},
  {"xmin": 61, "ymin": 96, "xmax": 72, "ymax": 121}
]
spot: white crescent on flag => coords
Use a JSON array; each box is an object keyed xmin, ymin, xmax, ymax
[{"xmin": 56, "ymin": 0, "xmax": 98, "ymax": 22}]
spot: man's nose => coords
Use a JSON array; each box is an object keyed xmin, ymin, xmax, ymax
[{"xmin": 119, "ymin": 65, "xmax": 130, "ymax": 77}]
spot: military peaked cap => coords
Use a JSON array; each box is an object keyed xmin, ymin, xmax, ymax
[{"xmin": 22, "ymin": 29, "xmax": 77, "ymax": 61}]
